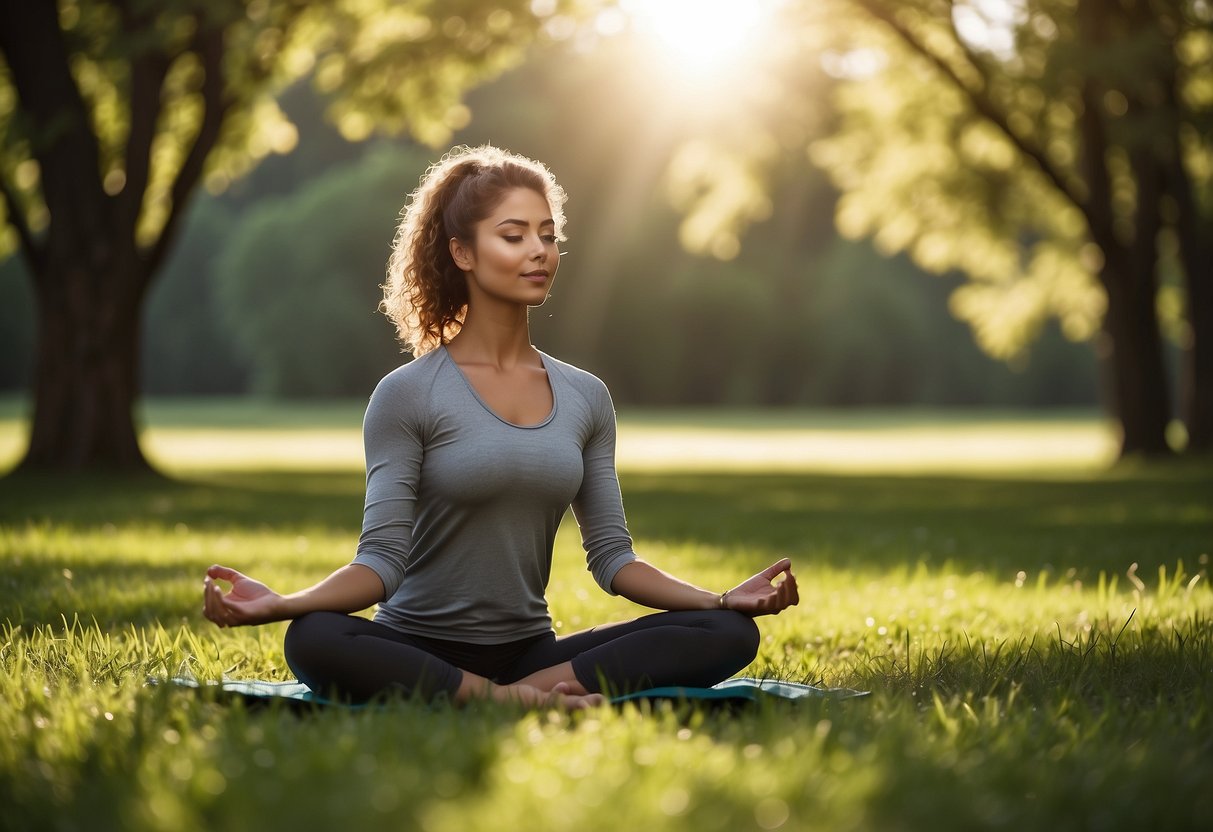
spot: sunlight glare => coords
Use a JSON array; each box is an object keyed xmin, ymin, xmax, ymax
[{"xmin": 621, "ymin": 0, "xmax": 775, "ymax": 73}]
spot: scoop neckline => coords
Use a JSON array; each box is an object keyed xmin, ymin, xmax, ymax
[{"xmin": 440, "ymin": 346, "xmax": 557, "ymax": 429}]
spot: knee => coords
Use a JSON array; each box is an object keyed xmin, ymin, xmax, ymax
[
  {"xmin": 716, "ymin": 611, "xmax": 761, "ymax": 665},
  {"xmin": 283, "ymin": 611, "xmax": 342, "ymax": 664}
]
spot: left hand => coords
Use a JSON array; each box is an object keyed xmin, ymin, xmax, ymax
[{"xmin": 721, "ymin": 557, "xmax": 799, "ymax": 617}]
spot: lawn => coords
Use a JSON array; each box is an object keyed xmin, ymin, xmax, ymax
[{"xmin": 1, "ymin": 400, "xmax": 1211, "ymax": 831}]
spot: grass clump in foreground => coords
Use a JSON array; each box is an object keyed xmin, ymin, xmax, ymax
[{"xmin": 1, "ymin": 411, "xmax": 1212, "ymax": 831}]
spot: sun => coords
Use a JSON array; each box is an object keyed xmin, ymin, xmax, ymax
[{"xmin": 620, "ymin": 0, "xmax": 777, "ymax": 74}]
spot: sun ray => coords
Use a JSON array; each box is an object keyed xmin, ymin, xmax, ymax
[{"xmin": 620, "ymin": 0, "xmax": 778, "ymax": 75}]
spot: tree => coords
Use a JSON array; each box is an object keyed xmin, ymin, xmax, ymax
[
  {"xmin": 0, "ymin": 0, "xmax": 574, "ymax": 472},
  {"xmin": 675, "ymin": 0, "xmax": 1212, "ymax": 456}
]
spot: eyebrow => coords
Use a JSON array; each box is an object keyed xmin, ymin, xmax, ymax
[{"xmin": 495, "ymin": 218, "xmax": 555, "ymax": 228}]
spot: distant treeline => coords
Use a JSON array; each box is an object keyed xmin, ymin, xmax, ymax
[
  {"xmin": 0, "ymin": 52, "xmax": 1103, "ymax": 408},
  {"xmin": 0, "ymin": 142, "xmax": 1099, "ymax": 407}
]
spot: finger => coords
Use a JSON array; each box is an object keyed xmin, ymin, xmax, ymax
[
  {"xmin": 203, "ymin": 577, "xmax": 219, "ymax": 623},
  {"xmin": 781, "ymin": 573, "xmax": 797, "ymax": 605},
  {"xmin": 775, "ymin": 580, "xmax": 793, "ymax": 611},
  {"xmin": 206, "ymin": 564, "xmax": 242, "ymax": 583},
  {"xmin": 207, "ymin": 583, "xmax": 226, "ymax": 626},
  {"xmin": 212, "ymin": 582, "xmax": 235, "ymax": 627}
]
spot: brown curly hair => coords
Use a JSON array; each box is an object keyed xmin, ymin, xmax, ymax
[{"xmin": 381, "ymin": 145, "xmax": 568, "ymax": 356}]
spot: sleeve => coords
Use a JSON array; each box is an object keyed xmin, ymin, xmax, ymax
[
  {"xmin": 351, "ymin": 373, "xmax": 425, "ymax": 599},
  {"xmin": 570, "ymin": 378, "xmax": 637, "ymax": 595}
]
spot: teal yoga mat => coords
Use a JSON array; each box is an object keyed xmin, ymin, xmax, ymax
[{"xmin": 160, "ymin": 676, "xmax": 868, "ymax": 708}]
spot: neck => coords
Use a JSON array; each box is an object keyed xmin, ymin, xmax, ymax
[{"xmin": 447, "ymin": 303, "xmax": 536, "ymax": 369}]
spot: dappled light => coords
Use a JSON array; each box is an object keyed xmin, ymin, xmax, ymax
[
  {"xmin": 2, "ymin": 410, "xmax": 1211, "ymax": 828},
  {"xmin": 3, "ymin": 0, "xmax": 1213, "ymax": 828}
]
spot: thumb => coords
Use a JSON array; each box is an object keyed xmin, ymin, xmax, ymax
[{"xmin": 760, "ymin": 558, "xmax": 792, "ymax": 580}]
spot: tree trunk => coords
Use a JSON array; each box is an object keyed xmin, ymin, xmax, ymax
[
  {"xmin": 19, "ymin": 258, "xmax": 153, "ymax": 473},
  {"xmin": 1181, "ymin": 264, "xmax": 1213, "ymax": 453},
  {"xmin": 1099, "ymin": 258, "xmax": 1172, "ymax": 457},
  {"xmin": 1164, "ymin": 153, "xmax": 1213, "ymax": 453}
]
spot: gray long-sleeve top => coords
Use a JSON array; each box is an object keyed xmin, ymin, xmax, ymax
[{"xmin": 352, "ymin": 346, "xmax": 637, "ymax": 644}]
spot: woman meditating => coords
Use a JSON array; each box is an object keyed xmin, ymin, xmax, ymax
[{"xmin": 202, "ymin": 145, "xmax": 799, "ymax": 709}]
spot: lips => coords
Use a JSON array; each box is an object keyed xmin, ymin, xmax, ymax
[{"xmin": 521, "ymin": 271, "xmax": 549, "ymax": 281}]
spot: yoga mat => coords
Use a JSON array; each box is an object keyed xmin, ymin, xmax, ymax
[{"xmin": 158, "ymin": 675, "xmax": 867, "ymax": 708}]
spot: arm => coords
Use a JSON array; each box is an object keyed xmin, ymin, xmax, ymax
[
  {"xmin": 202, "ymin": 563, "xmax": 385, "ymax": 628},
  {"xmin": 571, "ymin": 376, "xmax": 798, "ymax": 616},
  {"xmin": 203, "ymin": 371, "xmax": 423, "ymax": 628},
  {"xmin": 610, "ymin": 560, "xmax": 720, "ymax": 610},
  {"xmin": 611, "ymin": 557, "xmax": 800, "ymax": 616}
]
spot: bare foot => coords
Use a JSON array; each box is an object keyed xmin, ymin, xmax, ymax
[{"xmin": 495, "ymin": 682, "xmax": 604, "ymax": 710}]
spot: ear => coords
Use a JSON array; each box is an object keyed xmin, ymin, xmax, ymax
[{"xmin": 449, "ymin": 237, "xmax": 474, "ymax": 272}]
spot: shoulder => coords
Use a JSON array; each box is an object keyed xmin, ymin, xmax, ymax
[
  {"xmin": 542, "ymin": 352, "xmax": 610, "ymax": 398},
  {"xmin": 542, "ymin": 352, "xmax": 614, "ymax": 416},
  {"xmin": 371, "ymin": 349, "xmax": 446, "ymax": 399},
  {"xmin": 365, "ymin": 349, "xmax": 448, "ymax": 422}
]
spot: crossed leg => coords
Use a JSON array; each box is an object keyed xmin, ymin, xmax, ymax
[
  {"xmin": 504, "ymin": 609, "xmax": 761, "ymax": 695},
  {"xmin": 284, "ymin": 609, "xmax": 760, "ymax": 703}
]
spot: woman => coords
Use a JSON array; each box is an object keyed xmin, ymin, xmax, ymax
[{"xmin": 202, "ymin": 145, "xmax": 798, "ymax": 709}]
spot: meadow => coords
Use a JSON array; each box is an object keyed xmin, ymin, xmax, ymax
[{"xmin": 2, "ymin": 399, "xmax": 1211, "ymax": 831}]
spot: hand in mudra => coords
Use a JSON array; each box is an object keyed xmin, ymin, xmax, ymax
[
  {"xmin": 203, "ymin": 564, "xmax": 282, "ymax": 628},
  {"xmin": 722, "ymin": 558, "xmax": 799, "ymax": 616}
]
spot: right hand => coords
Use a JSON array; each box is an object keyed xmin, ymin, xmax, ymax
[{"xmin": 203, "ymin": 564, "xmax": 283, "ymax": 627}]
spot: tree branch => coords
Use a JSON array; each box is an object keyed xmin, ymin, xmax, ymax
[
  {"xmin": 942, "ymin": 0, "xmax": 992, "ymax": 92},
  {"xmin": 851, "ymin": 0, "xmax": 1090, "ymax": 221},
  {"xmin": 1073, "ymin": 0, "xmax": 1118, "ymax": 255},
  {"xmin": 116, "ymin": 4, "xmax": 171, "ymax": 244},
  {"xmin": 0, "ymin": 172, "xmax": 44, "ymax": 273},
  {"xmin": 0, "ymin": 0, "xmax": 109, "ymax": 251},
  {"xmin": 140, "ymin": 21, "xmax": 232, "ymax": 289}
]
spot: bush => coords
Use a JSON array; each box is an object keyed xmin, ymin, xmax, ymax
[
  {"xmin": 214, "ymin": 145, "xmax": 428, "ymax": 397},
  {"xmin": 142, "ymin": 197, "xmax": 250, "ymax": 394}
]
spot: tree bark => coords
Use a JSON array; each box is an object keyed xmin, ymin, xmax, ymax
[
  {"xmin": 1178, "ymin": 240, "xmax": 1213, "ymax": 452},
  {"xmin": 1, "ymin": 2, "xmax": 241, "ymax": 474},
  {"xmin": 1074, "ymin": 0, "xmax": 1172, "ymax": 457},
  {"xmin": 21, "ymin": 261, "xmax": 151, "ymax": 473},
  {"xmin": 1097, "ymin": 258, "xmax": 1173, "ymax": 457},
  {"xmin": 1, "ymin": 0, "xmax": 155, "ymax": 474},
  {"xmin": 1163, "ymin": 118, "xmax": 1213, "ymax": 453}
]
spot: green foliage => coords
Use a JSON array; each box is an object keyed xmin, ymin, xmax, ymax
[
  {"xmin": 212, "ymin": 145, "xmax": 428, "ymax": 396},
  {"xmin": 142, "ymin": 197, "xmax": 248, "ymax": 395},
  {"xmin": 665, "ymin": 0, "xmax": 1212, "ymax": 364},
  {"xmin": 3, "ymin": 32, "xmax": 1105, "ymax": 407},
  {"xmin": 0, "ymin": 0, "xmax": 569, "ymax": 257},
  {"xmin": 808, "ymin": 9, "xmax": 1102, "ymax": 359},
  {"xmin": 1, "ymin": 408, "xmax": 1212, "ymax": 830}
]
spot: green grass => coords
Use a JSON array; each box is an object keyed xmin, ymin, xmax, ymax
[{"xmin": 2, "ymin": 403, "xmax": 1212, "ymax": 830}]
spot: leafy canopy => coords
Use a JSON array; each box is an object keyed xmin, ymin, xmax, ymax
[
  {"xmin": 0, "ymin": 0, "xmax": 579, "ymax": 258},
  {"xmin": 666, "ymin": 0, "xmax": 1213, "ymax": 360}
]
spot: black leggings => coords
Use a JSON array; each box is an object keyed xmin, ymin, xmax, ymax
[{"xmin": 284, "ymin": 609, "xmax": 760, "ymax": 703}]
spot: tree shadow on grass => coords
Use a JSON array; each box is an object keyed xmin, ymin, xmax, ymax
[
  {"xmin": 2, "ymin": 464, "xmax": 1210, "ymax": 626},
  {"xmin": 0, "ymin": 469, "xmax": 367, "ymax": 531},
  {"xmin": 619, "ymin": 468, "xmax": 1213, "ymax": 578}
]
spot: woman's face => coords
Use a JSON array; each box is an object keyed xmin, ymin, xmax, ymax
[{"xmin": 450, "ymin": 187, "xmax": 560, "ymax": 309}]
